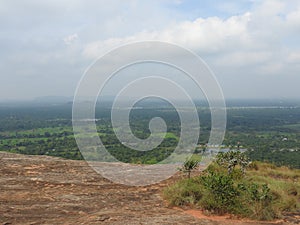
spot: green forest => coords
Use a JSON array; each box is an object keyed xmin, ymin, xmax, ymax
[{"xmin": 0, "ymin": 100, "xmax": 299, "ymax": 168}]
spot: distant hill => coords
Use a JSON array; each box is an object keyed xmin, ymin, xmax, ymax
[{"xmin": 33, "ymin": 96, "xmax": 73, "ymax": 104}]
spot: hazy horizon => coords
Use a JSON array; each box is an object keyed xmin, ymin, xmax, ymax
[{"xmin": 1, "ymin": 95, "xmax": 300, "ymax": 106}]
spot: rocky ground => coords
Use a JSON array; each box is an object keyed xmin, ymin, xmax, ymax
[{"xmin": 0, "ymin": 152, "xmax": 298, "ymax": 225}]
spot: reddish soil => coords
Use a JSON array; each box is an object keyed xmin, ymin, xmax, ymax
[{"xmin": 0, "ymin": 152, "xmax": 298, "ymax": 225}]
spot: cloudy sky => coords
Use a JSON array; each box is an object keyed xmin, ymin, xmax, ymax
[{"xmin": 1, "ymin": 0, "xmax": 300, "ymax": 100}]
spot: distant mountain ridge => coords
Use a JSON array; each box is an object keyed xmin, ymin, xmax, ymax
[{"xmin": 33, "ymin": 96, "xmax": 73, "ymax": 103}]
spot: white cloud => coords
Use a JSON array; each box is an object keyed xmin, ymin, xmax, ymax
[
  {"xmin": 63, "ymin": 33, "xmax": 78, "ymax": 45},
  {"xmin": 286, "ymin": 8, "xmax": 300, "ymax": 31},
  {"xmin": 82, "ymin": 1, "xmax": 300, "ymax": 75},
  {"xmin": 83, "ymin": 13, "xmax": 252, "ymax": 59},
  {"xmin": 287, "ymin": 51, "xmax": 300, "ymax": 63}
]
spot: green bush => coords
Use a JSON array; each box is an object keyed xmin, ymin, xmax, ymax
[
  {"xmin": 216, "ymin": 150, "xmax": 250, "ymax": 174},
  {"xmin": 199, "ymin": 172, "xmax": 238, "ymax": 214},
  {"xmin": 163, "ymin": 152, "xmax": 300, "ymax": 221},
  {"xmin": 236, "ymin": 182, "xmax": 275, "ymax": 220},
  {"xmin": 164, "ymin": 170, "xmax": 277, "ymax": 219}
]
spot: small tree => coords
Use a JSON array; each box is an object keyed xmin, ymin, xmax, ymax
[
  {"xmin": 216, "ymin": 150, "xmax": 250, "ymax": 175},
  {"xmin": 179, "ymin": 157, "xmax": 199, "ymax": 178}
]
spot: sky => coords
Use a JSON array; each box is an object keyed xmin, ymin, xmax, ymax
[{"xmin": 1, "ymin": 0, "xmax": 300, "ymax": 101}]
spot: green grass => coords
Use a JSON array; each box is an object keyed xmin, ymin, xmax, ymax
[
  {"xmin": 247, "ymin": 162, "xmax": 300, "ymax": 215},
  {"xmin": 163, "ymin": 161, "xmax": 300, "ymax": 221}
]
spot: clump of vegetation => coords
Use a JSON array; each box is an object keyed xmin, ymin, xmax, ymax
[
  {"xmin": 178, "ymin": 156, "xmax": 200, "ymax": 178},
  {"xmin": 216, "ymin": 150, "xmax": 250, "ymax": 174},
  {"xmin": 163, "ymin": 178, "xmax": 204, "ymax": 206},
  {"xmin": 199, "ymin": 171, "xmax": 238, "ymax": 214},
  {"xmin": 163, "ymin": 151, "xmax": 300, "ymax": 221}
]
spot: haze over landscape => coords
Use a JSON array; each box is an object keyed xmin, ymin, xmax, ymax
[
  {"xmin": 1, "ymin": 0, "xmax": 300, "ymax": 100},
  {"xmin": 1, "ymin": 1, "xmax": 300, "ymax": 224}
]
